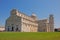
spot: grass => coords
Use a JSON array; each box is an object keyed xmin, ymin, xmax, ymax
[{"xmin": 0, "ymin": 32, "xmax": 60, "ymax": 40}]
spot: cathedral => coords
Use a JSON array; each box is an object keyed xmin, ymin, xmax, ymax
[{"xmin": 5, "ymin": 9, "xmax": 54, "ymax": 32}]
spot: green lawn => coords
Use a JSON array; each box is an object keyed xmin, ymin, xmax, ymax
[{"xmin": 0, "ymin": 32, "xmax": 60, "ymax": 40}]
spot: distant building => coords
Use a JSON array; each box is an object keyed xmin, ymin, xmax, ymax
[
  {"xmin": 38, "ymin": 15, "xmax": 54, "ymax": 32},
  {"xmin": 5, "ymin": 9, "xmax": 54, "ymax": 32},
  {"xmin": 0, "ymin": 27, "xmax": 5, "ymax": 32},
  {"xmin": 55, "ymin": 28, "xmax": 60, "ymax": 32},
  {"xmin": 58, "ymin": 28, "xmax": 60, "ymax": 31}
]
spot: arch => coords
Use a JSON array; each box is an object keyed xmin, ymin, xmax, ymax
[
  {"xmin": 16, "ymin": 25, "xmax": 19, "ymax": 31},
  {"xmin": 11, "ymin": 27, "xmax": 14, "ymax": 31},
  {"xmin": 16, "ymin": 27, "xmax": 19, "ymax": 31}
]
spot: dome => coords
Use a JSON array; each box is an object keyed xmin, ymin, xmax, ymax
[
  {"xmin": 11, "ymin": 9, "xmax": 17, "ymax": 13},
  {"xmin": 10, "ymin": 9, "xmax": 17, "ymax": 15},
  {"xmin": 31, "ymin": 13, "xmax": 36, "ymax": 17},
  {"xmin": 31, "ymin": 13, "xmax": 37, "ymax": 20}
]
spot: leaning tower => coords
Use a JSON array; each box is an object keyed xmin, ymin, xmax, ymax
[{"xmin": 49, "ymin": 14, "xmax": 54, "ymax": 32}]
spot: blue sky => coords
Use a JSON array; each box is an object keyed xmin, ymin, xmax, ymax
[{"xmin": 0, "ymin": 0, "xmax": 60, "ymax": 28}]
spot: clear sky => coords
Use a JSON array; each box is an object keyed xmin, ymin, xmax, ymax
[{"xmin": 0, "ymin": 0, "xmax": 60, "ymax": 28}]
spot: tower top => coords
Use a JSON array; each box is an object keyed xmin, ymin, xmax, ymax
[{"xmin": 49, "ymin": 14, "xmax": 54, "ymax": 17}]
